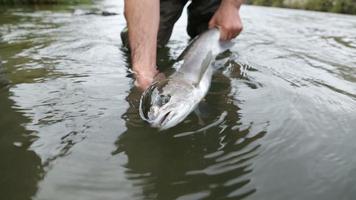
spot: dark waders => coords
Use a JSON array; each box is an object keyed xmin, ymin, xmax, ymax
[{"xmin": 121, "ymin": 0, "xmax": 221, "ymax": 48}]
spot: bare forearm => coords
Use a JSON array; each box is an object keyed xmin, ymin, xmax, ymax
[
  {"xmin": 223, "ymin": 0, "xmax": 243, "ymax": 8},
  {"xmin": 124, "ymin": 0, "xmax": 159, "ymax": 74}
]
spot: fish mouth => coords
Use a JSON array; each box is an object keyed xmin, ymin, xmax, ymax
[
  {"xmin": 147, "ymin": 110, "xmax": 179, "ymax": 130},
  {"xmin": 155, "ymin": 111, "xmax": 175, "ymax": 128},
  {"xmin": 160, "ymin": 111, "xmax": 171, "ymax": 125}
]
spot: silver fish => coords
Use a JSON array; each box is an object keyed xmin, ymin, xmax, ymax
[{"xmin": 139, "ymin": 28, "xmax": 231, "ymax": 130}]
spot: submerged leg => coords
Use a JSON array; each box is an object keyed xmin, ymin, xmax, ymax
[
  {"xmin": 121, "ymin": 0, "xmax": 188, "ymax": 48},
  {"xmin": 187, "ymin": 0, "xmax": 221, "ymax": 38}
]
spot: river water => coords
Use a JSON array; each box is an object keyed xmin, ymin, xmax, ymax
[{"xmin": 0, "ymin": 1, "xmax": 355, "ymax": 200}]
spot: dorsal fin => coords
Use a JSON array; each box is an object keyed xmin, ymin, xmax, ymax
[{"xmin": 177, "ymin": 36, "xmax": 200, "ymax": 61}]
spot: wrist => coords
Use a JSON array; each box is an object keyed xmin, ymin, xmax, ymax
[
  {"xmin": 132, "ymin": 65, "xmax": 158, "ymax": 79},
  {"xmin": 222, "ymin": 0, "xmax": 242, "ymax": 9}
]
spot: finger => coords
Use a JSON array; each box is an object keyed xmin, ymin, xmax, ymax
[
  {"xmin": 214, "ymin": 25, "xmax": 224, "ymax": 39},
  {"xmin": 229, "ymin": 27, "xmax": 242, "ymax": 40},
  {"xmin": 225, "ymin": 32, "xmax": 231, "ymax": 41},
  {"xmin": 235, "ymin": 25, "xmax": 243, "ymax": 36},
  {"xmin": 230, "ymin": 31, "xmax": 238, "ymax": 39},
  {"xmin": 225, "ymin": 30, "xmax": 233, "ymax": 40},
  {"xmin": 227, "ymin": 30, "xmax": 233, "ymax": 40},
  {"xmin": 220, "ymin": 28, "xmax": 229, "ymax": 41},
  {"xmin": 208, "ymin": 18, "xmax": 216, "ymax": 29}
]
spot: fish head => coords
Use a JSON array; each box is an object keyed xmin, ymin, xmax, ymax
[{"xmin": 139, "ymin": 79, "xmax": 196, "ymax": 130}]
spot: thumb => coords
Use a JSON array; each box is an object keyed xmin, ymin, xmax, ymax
[
  {"xmin": 208, "ymin": 18, "xmax": 216, "ymax": 29},
  {"xmin": 220, "ymin": 28, "xmax": 229, "ymax": 41}
]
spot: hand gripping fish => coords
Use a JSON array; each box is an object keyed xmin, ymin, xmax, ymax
[{"xmin": 139, "ymin": 28, "xmax": 232, "ymax": 130}]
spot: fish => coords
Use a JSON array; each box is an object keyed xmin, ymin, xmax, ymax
[{"xmin": 139, "ymin": 28, "xmax": 232, "ymax": 130}]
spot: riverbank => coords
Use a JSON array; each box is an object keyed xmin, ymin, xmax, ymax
[
  {"xmin": 0, "ymin": 0, "xmax": 90, "ymax": 4},
  {"xmin": 2, "ymin": 0, "xmax": 356, "ymax": 15},
  {"xmin": 245, "ymin": 0, "xmax": 356, "ymax": 14}
]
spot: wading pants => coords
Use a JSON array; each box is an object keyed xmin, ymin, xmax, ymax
[{"xmin": 121, "ymin": 0, "xmax": 221, "ymax": 48}]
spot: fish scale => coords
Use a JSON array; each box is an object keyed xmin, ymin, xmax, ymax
[{"xmin": 139, "ymin": 28, "xmax": 233, "ymax": 130}]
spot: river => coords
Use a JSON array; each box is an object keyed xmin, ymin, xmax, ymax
[{"xmin": 0, "ymin": 1, "xmax": 355, "ymax": 200}]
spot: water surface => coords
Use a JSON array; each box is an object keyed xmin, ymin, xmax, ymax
[{"xmin": 0, "ymin": 1, "xmax": 356, "ymax": 200}]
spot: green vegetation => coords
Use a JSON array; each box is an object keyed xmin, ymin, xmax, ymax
[
  {"xmin": 245, "ymin": 0, "xmax": 356, "ymax": 14},
  {"xmin": 0, "ymin": 0, "xmax": 91, "ymax": 4}
]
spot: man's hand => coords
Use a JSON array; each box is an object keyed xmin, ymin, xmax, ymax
[
  {"xmin": 209, "ymin": 0, "xmax": 243, "ymax": 40},
  {"xmin": 124, "ymin": 0, "xmax": 160, "ymax": 90},
  {"xmin": 134, "ymin": 69, "xmax": 167, "ymax": 91},
  {"xmin": 133, "ymin": 67, "xmax": 159, "ymax": 91}
]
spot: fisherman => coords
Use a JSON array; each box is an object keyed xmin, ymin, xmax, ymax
[{"xmin": 122, "ymin": 0, "xmax": 244, "ymax": 90}]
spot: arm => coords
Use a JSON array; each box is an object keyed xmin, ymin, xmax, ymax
[
  {"xmin": 124, "ymin": 0, "xmax": 160, "ymax": 90},
  {"xmin": 209, "ymin": 0, "xmax": 244, "ymax": 40}
]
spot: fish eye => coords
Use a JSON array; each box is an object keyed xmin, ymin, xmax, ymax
[
  {"xmin": 158, "ymin": 94, "xmax": 171, "ymax": 106},
  {"xmin": 153, "ymin": 94, "xmax": 171, "ymax": 107}
]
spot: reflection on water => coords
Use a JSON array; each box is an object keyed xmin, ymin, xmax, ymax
[
  {"xmin": 114, "ymin": 62, "xmax": 266, "ymax": 199},
  {"xmin": 0, "ymin": 81, "xmax": 43, "ymax": 200},
  {"xmin": 0, "ymin": 1, "xmax": 356, "ymax": 200}
]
